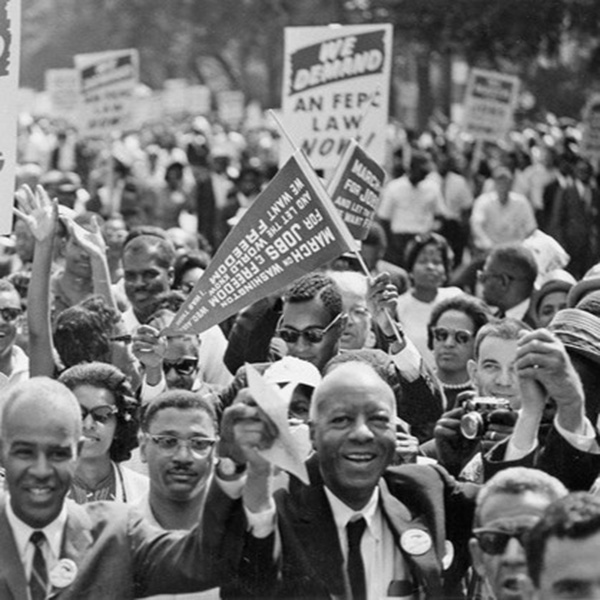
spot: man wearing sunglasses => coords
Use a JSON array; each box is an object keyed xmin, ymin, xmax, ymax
[
  {"xmin": 470, "ymin": 467, "xmax": 567, "ymax": 600},
  {"xmin": 0, "ymin": 278, "xmax": 28, "ymax": 390}
]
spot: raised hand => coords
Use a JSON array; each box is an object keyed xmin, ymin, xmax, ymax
[
  {"xmin": 13, "ymin": 184, "xmax": 58, "ymax": 243},
  {"xmin": 64, "ymin": 214, "xmax": 107, "ymax": 260}
]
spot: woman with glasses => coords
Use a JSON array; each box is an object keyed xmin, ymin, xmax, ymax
[
  {"xmin": 427, "ymin": 294, "xmax": 492, "ymax": 409},
  {"xmin": 395, "ymin": 233, "xmax": 462, "ymax": 368},
  {"xmin": 58, "ymin": 362, "xmax": 148, "ymax": 504}
]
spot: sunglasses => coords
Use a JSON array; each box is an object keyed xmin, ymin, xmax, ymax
[
  {"xmin": 431, "ymin": 326, "xmax": 473, "ymax": 345},
  {"xmin": 473, "ymin": 527, "xmax": 533, "ymax": 555},
  {"xmin": 277, "ymin": 312, "xmax": 344, "ymax": 345},
  {"xmin": 148, "ymin": 434, "xmax": 216, "ymax": 457},
  {"xmin": 162, "ymin": 357, "xmax": 198, "ymax": 376},
  {"xmin": 80, "ymin": 404, "xmax": 118, "ymax": 424},
  {"xmin": 0, "ymin": 307, "xmax": 22, "ymax": 322}
]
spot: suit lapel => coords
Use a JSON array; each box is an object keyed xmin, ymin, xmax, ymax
[
  {"xmin": 0, "ymin": 498, "xmax": 30, "ymax": 600},
  {"xmin": 291, "ymin": 482, "xmax": 347, "ymax": 597},
  {"xmin": 379, "ymin": 479, "xmax": 443, "ymax": 599},
  {"xmin": 48, "ymin": 502, "xmax": 94, "ymax": 598}
]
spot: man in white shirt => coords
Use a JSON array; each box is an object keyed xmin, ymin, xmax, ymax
[
  {"xmin": 0, "ymin": 279, "xmax": 29, "ymax": 390},
  {"xmin": 223, "ymin": 361, "xmax": 478, "ymax": 599}
]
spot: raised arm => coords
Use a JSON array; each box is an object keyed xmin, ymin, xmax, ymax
[{"xmin": 14, "ymin": 184, "xmax": 58, "ymax": 377}]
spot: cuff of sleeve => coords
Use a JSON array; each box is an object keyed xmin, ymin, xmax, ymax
[
  {"xmin": 389, "ymin": 337, "xmax": 421, "ymax": 381},
  {"xmin": 244, "ymin": 501, "xmax": 276, "ymax": 538},
  {"xmin": 505, "ymin": 438, "xmax": 539, "ymax": 462},
  {"xmin": 216, "ymin": 474, "xmax": 247, "ymax": 499},
  {"xmin": 554, "ymin": 415, "xmax": 600, "ymax": 454}
]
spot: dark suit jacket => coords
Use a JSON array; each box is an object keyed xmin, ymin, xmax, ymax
[
  {"xmin": 0, "ymin": 482, "xmax": 245, "ymax": 599},
  {"xmin": 242, "ymin": 456, "xmax": 477, "ymax": 599}
]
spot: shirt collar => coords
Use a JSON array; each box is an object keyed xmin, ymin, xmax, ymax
[
  {"xmin": 505, "ymin": 298, "xmax": 530, "ymax": 320},
  {"xmin": 324, "ymin": 485, "xmax": 382, "ymax": 541},
  {"xmin": 5, "ymin": 495, "xmax": 67, "ymax": 560}
]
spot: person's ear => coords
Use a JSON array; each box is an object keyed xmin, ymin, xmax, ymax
[
  {"xmin": 167, "ymin": 267, "xmax": 175, "ymax": 287},
  {"xmin": 139, "ymin": 432, "xmax": 149, "ymax": 464},
  {"xmin": 469, "ymin": 537, "xmax": 486, "ymax": 578},
  {"xmin": 467, "ymin": 359, "xmax": 477, "ymax": 382}
]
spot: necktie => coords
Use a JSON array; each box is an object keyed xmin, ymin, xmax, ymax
[
  {"xmin": 29, "ymin": 531, "xmax": 48, "ymax": 600},
  {"xmin": 346, "ymin": 516, "xmax": 367, "ymax": 600}
]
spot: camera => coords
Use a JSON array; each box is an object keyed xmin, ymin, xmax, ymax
[{"xmin": 460, "ymin": 397, "xmax": 512, "ymax": 440}]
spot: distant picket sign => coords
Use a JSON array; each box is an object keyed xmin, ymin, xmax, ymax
[
  {"xmin": 327, "ymin": 139, "xmax": 385, "ymax": 241},
  {"xmin": 462, "ymin": 68, "xmax": 520, "ymax": 142},
  {"xmin": 0, "ymin": 0, "xmax": 20, "ymax": 235},
  {"xmin": 45, "ymin": 68, "xmax": 80, "ymax": 122},
  {"xmin": 74, "ymin": 49, "xmax": 139, "ymax": 138},
  {"xmin": 164, "ymin": 150, "xmax": 358, "ymax": 336},
  {"xmin": 281, "ymin": 23, "xmax": 393, "ymax": 171},
  {"xmin": 581, "ymin": 94, "xmax": 600, "ymax": 165}
]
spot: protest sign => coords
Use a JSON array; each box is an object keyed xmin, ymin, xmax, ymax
[
  {"xmin": 75, "ymin": 49, "xmax": 139, "ymax": 137},
  {"xmin": 281, "ymin": 23, "xmax": 392, "ymax": 171},
  {"xmin": 462, "ymin": 68, "xmax": 520, "ymax": 141},
  {"xmin": 0, "ymin": 0, "xmax": 20, "ymax": 235},
  {"xmin": 165, "ymin": 150, "xmax": 358, "ymax": 336},
  {"xmin": 45, "ymin": 69, "xmax": 80, "ymax": 121},
  {"xmin": 326, "ymin": 139, "xmax": 385, "ymax": 240},
  {"xmin": 217, "ymin": 90, "xmax": 245, "ymax": 127},
  {"xmin": 581, "ymin": 94, "xmax": 600, "ymax": 165}
]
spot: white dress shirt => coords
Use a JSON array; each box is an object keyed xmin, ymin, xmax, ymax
[{"xmin": 5, "ymin": 498, "xmax": 67, "ymax": 580}]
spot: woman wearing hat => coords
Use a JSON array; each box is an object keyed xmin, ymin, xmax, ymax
[{"xmin": 531, "ymin": 269, "xmax": 577, "ymax": 328}]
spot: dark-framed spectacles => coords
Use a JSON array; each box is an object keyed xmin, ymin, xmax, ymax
[
  {"xmin": 148, "ymin": 434, "xmax": 216, "ymax": 457},
  {"xmin": 0, "ymin": 307, "xmax": 22, "ymax": 322},
  {"xmin": 276, "ymin": 312, "xmax": 344, "ymax": 345},
  {"xmin": 431, "ymin": 326, "xmax": 473, "ymax": 345},
  {"xmin": 473, "ymin": 526, "xmax": 533, "ymax": 555},
  {"xmin": 162, "ymin": 356, "xmax": 198, "ymax": 376},
  {"xmin": 477, "ymin": 270, "xmax": 525, "ymax": 286},
  {"xmin": 80, "ymin": 404, "xmax": 118, "ymax": 425}
]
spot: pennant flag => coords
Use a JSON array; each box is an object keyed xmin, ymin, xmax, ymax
[
  {"xmin": 164, "ymin": 150, "xmax": 358, "ymax": 336},
  {"xmin": 246, "ymin": 363, "xmax": 310, "ymax": 485},
  {"xmin": 327, "ymin": 139, "xmax": 385, "ymax": 241}
]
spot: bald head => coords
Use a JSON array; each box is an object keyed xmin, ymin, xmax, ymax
[
  {"xmin": 0, "ymin": 377, "xmax": 82, "ymax": 440},
  {"xmin": 310, "ymin": 361, "xmax": 396, "ymax": 422}
]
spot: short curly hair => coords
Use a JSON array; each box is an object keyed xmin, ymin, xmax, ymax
[
  {"xmin": 404, "ymin": 232, "xmax": 454, "ymax": 278},
  {"xmin": 58, "ymin": 362, "xmax": 140, "ymax": 462},
  {"xmin": 283, "ymin": 272, "xmax": 342, "ymax": 321}
]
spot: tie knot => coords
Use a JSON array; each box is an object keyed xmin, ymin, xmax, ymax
[
  {"xmin": 30, "ymin": 531, "xmax": 46, "ymax": 547},
  {"xmin": 346, "ymin": 516, "xmax": 366, "ymax": 547}
]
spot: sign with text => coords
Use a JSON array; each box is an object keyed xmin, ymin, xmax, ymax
[
  {"xmin": 75, "ymin": 49, "xmax": 139, "ymax": 137},
  {"xmin": 281, "ymin": 24, "xmax": 392, "ymax": 170},
  {"xmin": 462, "ymin": 68, "xmax": 520, "ymax": 141},
  {"xmin": 45, "ymin": 69, "xmax": 80, "ymax": 121},
  {"xmin": 581, "ymin": 94, "xmax": 600, "ymax": 164},
  {"xmin": 165, "ymin": 150, "xmax": 358, "ymax": 335},
  {"xmin": 327, "ymin": 139, "xmax": 384, "ymax": 240},
  {"xmin": 0, "ymin": 0, "xmax": 20, "ymax": 235}
]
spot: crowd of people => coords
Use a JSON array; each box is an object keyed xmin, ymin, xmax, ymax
[{"xmin": 1, "ymin": 110, "xmax": 600, "ymax": 599}]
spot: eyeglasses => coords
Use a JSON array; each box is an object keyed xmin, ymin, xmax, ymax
[
  {"xmin": 477, "ymin": 270, "xmax": 525, "ymax": 286},
  {"xmin": 277, "ymin": 312, "xmax": 344, "ymax": 345},
  {"xmin": 148, "ymin": 434, "xmax": 216, "ymax": 457},
  {"xmin": 0, "ymin": 307, "xmax": 22, "ymax": 322},
  {"xmin": 162, "ymin": 357, "xmax": 198, "ymax": 376},
  {"xmin": 80, "ymin": 404, "xmax": 118, "ymax": 424},
  {"xmin": 431, "ymin": 326, "xmax": 473, "ymax": 345},
  {"xmin": 110, "ymin": 334, "xmax": 133, "ymax": 344},
  {"xmin": 473, "ymin": 527, "xmax": 533, "ymax": 555}
]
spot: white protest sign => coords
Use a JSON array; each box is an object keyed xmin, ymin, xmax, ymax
[
  {"xmin": 581, "ymin": 94, "xmax": 600, "ymax": 165},
  {"xmin": 0, "ymin": 0, "xmax": 21, "ymax": 235},
  {"xmin": 217, "ymin": 90, "xmax": 245, "ymax": 127},
  {"xmin": 281, "ymin": 23, "xmax": 392, "ymax": 170},
  {"xmin": 75, "ymin": 49, "xmax": 139, "ymax": 138},
  {"xmin": 462, "ymin": 68, "xmax": 520, "ymax": 141},
  {"xmin": 45, "ymin": 69, "xmax": 80, "ymax": 121}
]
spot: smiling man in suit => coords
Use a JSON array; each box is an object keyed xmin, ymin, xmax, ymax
[
  {"xmin": 225, "ymin": 361, "xmax": 478, "ymax": 599},
  {"xmin": 0, "ymin": 377, "xmax": 243, "ymax": 600}
]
